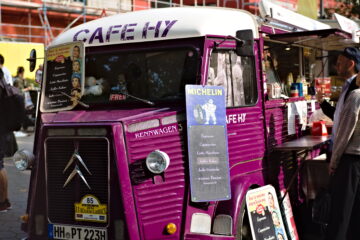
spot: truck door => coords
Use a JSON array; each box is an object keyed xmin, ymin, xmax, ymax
[{"xmin": 205, "ymin": 39, "xmax": 266, "ymax": 172}]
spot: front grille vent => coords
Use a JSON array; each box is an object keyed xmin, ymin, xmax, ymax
[{"xmin": 46, "ymin": 137, "xmax": 109, "ymax": 226}]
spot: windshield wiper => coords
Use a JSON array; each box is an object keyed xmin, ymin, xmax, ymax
[
  {"xmin": 118, "ymin": 90, "xmax": 155, "ymax": 106},
  {"xmin": 59, "ymin": 91, "xmax": 90, "ymax": 108}
]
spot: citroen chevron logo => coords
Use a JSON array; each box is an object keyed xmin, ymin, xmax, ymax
[{"xmin": 63, "ymin": 151, "xmax": 92, "ymax": 190}]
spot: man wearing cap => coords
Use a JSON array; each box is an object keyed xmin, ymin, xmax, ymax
[
  {"xmin": 317, "ymin": 47, "xmax": 360, "ymax": 142},
  {"xmin": 317, "ymin": 47, "xmax": 360, "ymax": 240}
]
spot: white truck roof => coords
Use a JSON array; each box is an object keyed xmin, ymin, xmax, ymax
[{"xmin": 51, "ymin": 7, "xmax": 259, "ymax": 47}]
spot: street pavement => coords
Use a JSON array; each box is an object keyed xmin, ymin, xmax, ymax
[{"xmin": 0, "ymin": 132, "xmax": 33, "ymax": 240}]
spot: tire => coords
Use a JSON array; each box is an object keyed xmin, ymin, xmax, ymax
[{"xmin": 236, "ymin": 199, "xmax": 253, "ymax": 240}]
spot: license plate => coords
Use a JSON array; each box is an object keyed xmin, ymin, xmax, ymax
[{"xmin": 48, "ymin": 224, "xmax": 107, "ymax": 240}]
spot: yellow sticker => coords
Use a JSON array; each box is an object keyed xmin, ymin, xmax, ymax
[{"xmin": 74, "ymin": 194, "xmax": 107, "ymax": 223}]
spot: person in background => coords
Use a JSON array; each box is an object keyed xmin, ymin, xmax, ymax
[
  {"xmin": 325, "ymin": 70, "xmax": 360, "ymax": 240},
  {"xmin": 13, "ymin": 66, "xmax": 33, "ymax": 133},
  {"xmin": 0, "ymin": 54, "xmax": 13, "ymax": 86},
  {"xmin": 0, "ymin": 68, "xmax": 11, "ymax": 212},
  {"xmin": 0, "ymin": 56, "xmax": 19, "ymax": 156},
  {"xmin": 35, "ymin": 64, "xmax": 43, "ymax": 85},
  {"xmin": 13, "ymin": 66, "xmax": 28, "ymax": 90},
  {"xmin": 316, "ymin": 47, "xmax": 360, "ymax": 147}
]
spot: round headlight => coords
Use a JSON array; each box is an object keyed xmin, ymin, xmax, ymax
[
  {"xmin": 146, "ymin": 150, "xmax": 170, "ymax": 174},
  {"xmin": 13, "ymin": 149, "xmax": 34, "ymax": 171}
]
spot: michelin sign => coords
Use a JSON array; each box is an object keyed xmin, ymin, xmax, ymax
[{"xmin": 185, "ymin": 85, "xmax": 231, "ymax": 202}]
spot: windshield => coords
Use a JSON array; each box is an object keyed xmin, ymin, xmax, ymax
[{"xmin": 82, "ymin": 47, "xmax": 199, "ymax": 105}]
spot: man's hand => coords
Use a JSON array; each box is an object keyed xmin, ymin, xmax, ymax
[{"xmin": 328, "ymin": 165, "xmax": 336, "ymax": 176}]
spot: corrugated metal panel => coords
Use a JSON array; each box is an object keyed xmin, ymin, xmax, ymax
[
  {"xmin": 227, "ymin": 107, "xmax": 266, "ymax": 168},
  {"xmin": 126, "ymin": 123, "xmax": 186, "ymax": 240},
  {"xmin": 265, "ymin": 101, "xmax": 319, "ymax": 203}
]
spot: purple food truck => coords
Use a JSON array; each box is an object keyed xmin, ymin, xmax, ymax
[{"xmin": 13, "ymin": 1, "xmax": 358, "ymax": 239}]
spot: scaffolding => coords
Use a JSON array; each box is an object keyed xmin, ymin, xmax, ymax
[
  {"xmin": 0, "ymin": 0, "xmax": 311, "ymax": 45},
  {"xmin": 0, "ymin": 0, "xmax": 126, "ymax": 45}
]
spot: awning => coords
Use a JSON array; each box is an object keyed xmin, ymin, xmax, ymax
[{"xmin": 268, "ymin": 28, "xmax": 357, "ymax": 51}]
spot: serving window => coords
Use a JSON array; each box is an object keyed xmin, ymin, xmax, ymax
[
  {"xmin": 264, "ymin": 28, "xmax": 356, "ymax": 101},
  {"xmin": 264, "ymin": 41, "xmax": 320, "ymax": 99}
]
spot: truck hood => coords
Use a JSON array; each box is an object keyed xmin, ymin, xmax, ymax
[{"xmin": 41, "ymin": 107, "xmax": 181, "ymax": 124}]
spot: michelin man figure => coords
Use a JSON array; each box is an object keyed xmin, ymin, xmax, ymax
[{"xmin": 202, "ymin": 99, "xmax": 217, "ymax": 124}]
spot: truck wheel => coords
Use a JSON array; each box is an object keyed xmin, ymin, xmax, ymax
[{"xmin": 236, "ymin": 200, "xmax": 253, "ymax": 240}]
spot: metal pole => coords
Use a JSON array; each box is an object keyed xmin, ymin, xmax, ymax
[
  {"xmin": 83, "ymin": 0, "xmax": 86, "ymax": 23},
  {"xmin": 43, "ymin": 3, "xmax": 47, "ymax": 45},
  {"xmin": 320, "ymin": 0, "xmax": 324, "ymax": 18},
  {"xmin": 0, "ymin": 1, "xmax": 2, "ymax": 38}
]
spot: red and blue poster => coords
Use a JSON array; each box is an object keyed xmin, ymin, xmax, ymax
[{"xmin": 246, "ymin": 185, "xmax": 288, "ymax": 240}]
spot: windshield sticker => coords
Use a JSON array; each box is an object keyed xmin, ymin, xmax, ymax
[
  {"xmin": 74, "ymin": 194, "xmax": 107, "ymax": 223},
  {"xmin": 73, "ymin": 20, "xmax": 177, "ymax": 45},
  {"xmin": 41, "ymin": 42, "xmax": 85, "ymax": 112},
  {"xmin": 109, "ymin": 73, "xmax": 127, "ymax": 101}
]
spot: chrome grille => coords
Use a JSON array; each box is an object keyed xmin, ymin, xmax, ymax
[{"xmin": 46, "ymin": 137, "xmax": 109, "ymax": 226}]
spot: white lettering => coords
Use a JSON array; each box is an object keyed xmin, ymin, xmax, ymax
[
  {"xmin": 264, "ymin": 236, "xmax": 275, "ymax": 240},
  {"xmin": 134, "ymin": 125, "xmax": 178, "ymax": 138},
  {"xmin": 199, "ymin": 143, "xmax": 216, "ymax": 147},
  {"xmin": 201, "ymin": 134, "xmax": 214, "ymax": 138},
  {"xmin": 226, "ymin": 113, "xmax": 247, "ymax": 124},
  {"xmin": 258, "ymin": 226, "xmax": 270, "ymax": 233},
  {"xmin": 210, "ymin": 176, "xmax": 222, "ymax": 180}
]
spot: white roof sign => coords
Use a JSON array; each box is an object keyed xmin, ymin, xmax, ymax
[
  {"xmin": 259, "ymin": 0, "xmax": 330, "ymax": 31},
  {"xmin": 334, "ymin": 13, "xmax": 359, "ymax": 34},
  {"xmin": 51, "ymin": 7, "xmax": 259, "ymax": 47}
]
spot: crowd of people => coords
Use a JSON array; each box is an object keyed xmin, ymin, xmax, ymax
[{"xmin": 0, "ymin": 54, "xmax": 42, "ymax": 212}]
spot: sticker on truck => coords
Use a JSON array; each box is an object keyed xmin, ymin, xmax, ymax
[{"xmin": 74, "ymin": 194, "xmax": 107, "ymax": 223}]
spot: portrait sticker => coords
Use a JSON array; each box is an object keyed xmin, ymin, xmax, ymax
[
  {"xmin": 246, "ymin": 185, "xmax": 288, "ymax": 240},
  {"xmin": 185, "ymin": 85, "xmax": 231, "ymax": 202},
  {"xmin": 41, "ymin": 41, "xmax": 85, "ymax": 112}
]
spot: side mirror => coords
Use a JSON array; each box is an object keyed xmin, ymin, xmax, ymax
[
  {"xmin": 27, "ymin": 49, "xmax": 37, "ymax": 72},
  {"xmin": 236, "ymin": 30, "xmax": 254, "ymax": 56}
]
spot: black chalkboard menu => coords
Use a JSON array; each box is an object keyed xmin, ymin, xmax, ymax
[
  {"xmin": 188, "ymin": 125, "xmax": 231, "ymax": 201},
  {"xmin": 40, "ymin": 42, "xmax": 84, "ymax": 112}
]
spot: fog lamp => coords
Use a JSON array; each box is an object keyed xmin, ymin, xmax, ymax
[
  {"xmin": 166, "ymin": 223, "xmax": 177, "ymax": 235},
  {"xmin": 13, "ymin": 149, "xmax": 35, "ymax": 171},
  {"xmin": 145, "ymin": 150, "xmax": 170, "ymax": 174},
  {"xmin": 190, "ymin": 213, "xmax": 211, "ymax": 234}
]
